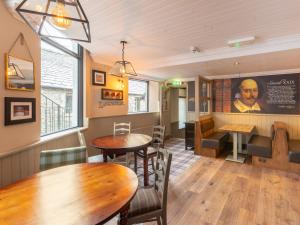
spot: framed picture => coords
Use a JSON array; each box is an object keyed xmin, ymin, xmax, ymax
[
  {"xmin": 4, "ymin": 97, "xmax": 36, "ymax": 126},
  {"xmin": 92, "ymin": 70, "xmax": 106, "ymax": 86},
  {"xmin": 5, "ymin": 54, "xmax": 35, "ymax": 91},
  {"xmin": 101, "ymin": 89, "xmax": 123, "ymax": 100}
]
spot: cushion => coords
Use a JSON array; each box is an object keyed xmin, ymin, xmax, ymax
[
  {"xmin": 288, "ymin": 140, "xmax": 300, "ymax": 163},
  {"xmin": 128, "ymin": 187, "xmax": 162, "ymax": 218},
  {"xmin": 247, "ymin": 135, "xmax": 272, "ymax": 158},
  {"xmin": 40, "ymin": 146, "xmax": 87, "ymax": 171},
  {"xmin": 201, "ymin": 132, "xmax": 229, "ymax": 150}
]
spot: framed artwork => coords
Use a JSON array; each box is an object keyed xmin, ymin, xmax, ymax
[
  {"xmin": 101, "ymin": 89, "xmax": 123, "ymax": 100},
  {"xmin": 4, "ymin": 97, "xmax": 36, "ymax": 126},
  {"xmin": 5, "ymin": 54, "xmax": 35, "ymax": 91},
  {"xmin": 92, "ymin": 70, "xmax": 106, "ymax": 86}
]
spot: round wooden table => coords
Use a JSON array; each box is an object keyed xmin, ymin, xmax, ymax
[
  {"xmin": 0, "ymin": 163, "xmax": 138, "ymax": 225},
  {"xmin": 91, "ymin": 133, "xmax": 152, "ymax": 186}
]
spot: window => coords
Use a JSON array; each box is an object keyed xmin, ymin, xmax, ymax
[
  {"xmin": 199, "ymin": 78, "xmax": 211, "ymax": 115},
  {"xmin": 41, "ymin": 38, "xmax": 83, "ymax": 136},
  {"xmin": 128, "ymin": 79, "xmax": 148, "ymax": 113}
]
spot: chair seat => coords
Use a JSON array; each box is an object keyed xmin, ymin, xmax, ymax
[
  {"xmin": 288, "ymin": 140, "xmax": 300, "ymax": 163},
  {"xmin": 128, "ymin": 187, "xmax": 162, "ymax": 218},
  {"xmin": 247, "ymin": 135, "xmax": 272, "ymax": 158},
  {"xmin": 201, "ymin": 132, "xmax": 229, "ymax": 150},
  {"xmin": 136, "ymin": 146, "xmax": 157, "ymax": 158}
]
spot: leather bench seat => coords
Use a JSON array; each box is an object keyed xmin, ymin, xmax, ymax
[
  {"xmin": 201, "ymin": 132, "xmax": 229, "ymax": 150},
  {"xmin": 288, "ymin": 140, "xmax": 300, "ymax": 163},
  {"xmin": 247, "ymin": 135, "xmax": 272, "ymax": 158}
]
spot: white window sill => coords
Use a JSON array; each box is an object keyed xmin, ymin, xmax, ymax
[
  {"xmin": 40, "ymin": 127, "xmax": 88, "ymax": 144},
  {"xmin": 128, "ymin": 111, "xmax": 159, "ymax": 115}
]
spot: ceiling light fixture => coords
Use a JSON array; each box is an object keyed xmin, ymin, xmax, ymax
[
  {"xmin": 16, "ymin": 0, "xmax": 91, "ymax": 42},
  {"xmin": 228, "ymin": 36, "xmax": 255, "ymax": 48},
  {"xmin": 109, "ymin": 41, "xmax": 138, "ymax": 77}
]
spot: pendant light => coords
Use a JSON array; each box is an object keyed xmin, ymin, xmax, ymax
[
  {"xmin": 16, "ymin": 0, "xmax": 91, "ymax": 42},
  {"xmin": 109, "ymin": 41, "xmax": 138, "ymax": 77}
]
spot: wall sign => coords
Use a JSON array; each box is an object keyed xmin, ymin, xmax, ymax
[
  {"xmin": 101, "ymin": 89, "xmax": 123, "ymax": 100},
  {"xmin": 213, "ymin": 73, "xmax": 300, "ymax": 114}
]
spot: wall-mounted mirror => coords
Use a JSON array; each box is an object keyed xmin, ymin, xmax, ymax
[{"xmin": 5, "ymin": 54, "xmax": 35, "ymax": 91}]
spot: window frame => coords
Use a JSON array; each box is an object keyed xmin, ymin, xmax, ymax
[
  {"xmin": 128, "ymin": 78, "xmax": 149, "ymax": 114},
  {"xmin": 199, "ymin": 76, "xmax": 212, "ymax": 116},
  {"xmin": 41, "ymin": 37, "xmax": 83, "ymax": 136}
]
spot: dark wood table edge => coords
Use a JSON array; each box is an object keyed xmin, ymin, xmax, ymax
[
  {"xmin": 90, "ymin": 134, "xmax": 153, "ymax": 186},
  {"xmin": 0, "ymin": 163, "xmax": 138, "ymax": 225},
  {"xmin": 96, "ymin": 188, "xmax": 137, "ymax": 225}
]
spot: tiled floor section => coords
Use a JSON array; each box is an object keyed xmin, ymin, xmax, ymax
[
  {"xmin": 89, "ymin": 138, "xmax": 200, "ymax": 185},
  {"xmin": 134, "ymin": 138, "xmax": 200, "ymax": 185}
]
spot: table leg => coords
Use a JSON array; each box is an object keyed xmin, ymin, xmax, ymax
[
  {"xmin": 143, "ymin": 148, "xmax": 149, "ymax": 186},
  {"xmin": 118, "ymin": 204, "xmax": 129, "ymax": 225},
  {"xmin": 134, "ymin": 152, "xmax": 137, "ymax": 173},
  {"xmin": 225, "ymin": 132, "xmax": 245, "ymax": 163},
  {"xmin": 233, "ymin": 132, "xmax": 238, "ymax": 160},
  {"xmin": 103, "ymin": 151, "xmax": 108, "ymax": 163},
  {"xmin": 238, "ymin": 133, "xmax": 242, "ymax": 153}
]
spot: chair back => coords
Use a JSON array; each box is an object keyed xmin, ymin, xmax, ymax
[
  {"xmin": 152, "ymin": 125, "xmax": 166, "ymax": 148},
  {"xmin": 154, "ymin": 148, "xmax": 172, "ymax": 213},
  {"xmin": 114, "ymin": 122, "xmax": 131, "ymax": 135}
]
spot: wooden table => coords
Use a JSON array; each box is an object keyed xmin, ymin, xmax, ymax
[
  {"xmin": 91, "ymin": 133, "xmax": 152, "ymax": 186},
  {"xmin": 219, "ymin": 124, "xmax": 255, "ymax": 163},
  {"xmin": 0, "ymin": 163, "xmax": 138, "ymax": 225}
]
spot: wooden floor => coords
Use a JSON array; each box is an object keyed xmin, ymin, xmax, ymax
[{"xmin": 107, "ymin": 157, "xmax": 300, "ymax": 225}]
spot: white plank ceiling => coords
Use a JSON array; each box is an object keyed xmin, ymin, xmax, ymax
[{"xmin": 5, "ymin": 0, "xmax": 300, "ymax": 79}]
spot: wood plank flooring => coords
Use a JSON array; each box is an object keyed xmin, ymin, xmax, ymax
[{"xmin": 107, "ymin": 157, "xmax": 300, "ymax": 225}]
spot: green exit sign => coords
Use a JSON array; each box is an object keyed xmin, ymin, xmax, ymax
[{"xmin": 172, "ymin": 80, "xmax": 182, "ymax": 86}]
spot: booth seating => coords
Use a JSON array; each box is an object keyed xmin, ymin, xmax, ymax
[
  {"xmin": 195, "ymin": 117, "xmax": 229, "ymax": 157},
  {"xmin": 251, "ymin": 121, "xmax": 300, "ymax": 173},
  {"xmin": 247, "ymin": 125, "xmax": 274, "ymax": 159}
]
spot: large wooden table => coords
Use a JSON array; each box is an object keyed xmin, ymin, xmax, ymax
[
  {"xmin": 0, "ymin": 163, "xmax": 138, "ymax": 225},
  {"xmin": 219, "ymin": 124, "xmax": 255, "ymax": 163},
  {"xmin": 91, "ymin": 133, "xmax": 152, "ymax": 186}
]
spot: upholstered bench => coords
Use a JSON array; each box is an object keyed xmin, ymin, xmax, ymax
[
  {"xmin": 195, "ymin": 117, "xmax": 229, "ymax": 157},
  {"xmin": 288, "ymin": 140, "xmax": 300, "ymax": 163},
  {"xmin": 247, "ymin": 135, "xmax": 272, "ymax": 158},
  {"xmin": 201, "ymin": 132, "xmax": 229, "ymax": 153}
]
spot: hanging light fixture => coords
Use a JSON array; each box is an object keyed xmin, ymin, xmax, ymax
[
  {"xmin": 109, "ymin": 41, "xmax": 138, "ymax": 77},
  {"xmin": 16, "ymin": 0, "xmax": 91, "ymax": 42}
]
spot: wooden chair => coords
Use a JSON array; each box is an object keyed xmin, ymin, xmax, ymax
[
  {"xmin": 134, "ymin": 125, "xmax": 166, "ymax": 173},
  {"xmin": 127, "ymin": 148, "xmax": 172, "ymax": 225},
  {"xmin": 113, "ymin": 122, "xmax": 132, "ymax": 166},
  {"xmin": 40, "ymin": 131, "xmax": 87, "ymax": 171},
  {"xmin": 114, "ymin": 122, "xmax": 131, "ymax": 135}
]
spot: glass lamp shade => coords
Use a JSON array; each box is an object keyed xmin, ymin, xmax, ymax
[
  {"xmin": 16, "ymin": 0, "xmax": 91, "ymax": 42},
  {"xmin": 109, "ymin": 61, "xmax": 138, "ymax": 77}
]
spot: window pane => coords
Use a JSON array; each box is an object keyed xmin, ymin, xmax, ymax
[
  {"xmin": 48, "ymin": 37, "xmax": 78, "ymax": 54},
  {"xmin": 128, "ymin": 79, "xmax": 148, "ymax": 113},
  {"xmin": 178, "ymin": 97, "xmax": 186, "ymax": 129},
  {"xmin": 41, "ymin": 41, "xmax": 79, "ymax": 136}
]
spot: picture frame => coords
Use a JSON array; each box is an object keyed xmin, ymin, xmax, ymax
[
  {"xmin": 101, "ymin": 89, "xmax": 123, "ymax": 100},
  {"xmin": 4, "ymin": 97, "xmax": 36, "ymax": 126},
  {"xmin": 5, "ymin": 54, "xmax": 35, "ymax": 91},
  {"xmin": 92, "ymin": 70, "xmax": 106, "ymax": 86}
]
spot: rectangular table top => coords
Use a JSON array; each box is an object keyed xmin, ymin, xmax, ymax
[{"xmin": 219, "ymin": 124, "xmax": 255, "ymax": 134}]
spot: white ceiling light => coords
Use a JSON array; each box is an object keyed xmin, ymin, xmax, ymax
[{"xmin": 228, "ymin": 36, "xmax": 256, "ymax": 48}]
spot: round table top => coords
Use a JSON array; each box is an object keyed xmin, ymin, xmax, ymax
[
  {"xmin": 0, "ymin": 163, "xmax": 138, "ymax": 225},
  {"xmin": 91, "ymin": 133, "xmax": 152, "ymax": 151}
]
